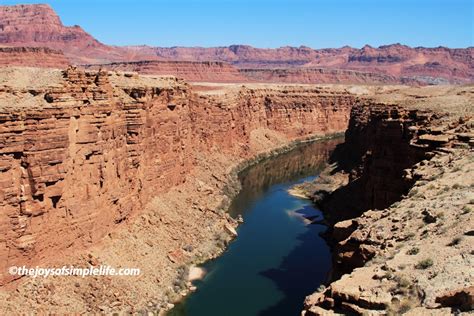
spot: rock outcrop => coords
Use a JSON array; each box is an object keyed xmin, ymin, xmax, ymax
[
  {"xmin": 301, "ymin": 97, "xmax": 474, "ymax": 315},
  {"xmin": 239, "ymin": 67, "xmax": 419, "ymax": 85},
  {"xmin": 0, "ymin": 67, "xmax": 353, "ymax": 286},
  {"xmin": 152, "ymin": 44, "xmax": 474, "ymax": 83}
]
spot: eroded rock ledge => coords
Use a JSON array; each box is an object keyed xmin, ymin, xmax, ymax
[{"xmin": 300, "ymin": 101, "xmax": 473, "ymax": 315}]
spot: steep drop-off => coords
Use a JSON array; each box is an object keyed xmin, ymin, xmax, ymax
[
  {"xmin": 0, "ymin": 67, "xmax": 353, "ymax": 288},
  {"xmin": 300, "ymin": 97, "xmax": 473, "ymax": 315}
]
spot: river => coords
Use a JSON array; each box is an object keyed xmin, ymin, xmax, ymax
[{"xmin": 169, "ymin": 138, "xmax": 342, "ymax": 316}]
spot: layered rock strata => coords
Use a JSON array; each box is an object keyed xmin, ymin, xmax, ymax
[
  {"xmin": 0, "ymin": 67, "xmax": 353, "ymax": 288},
  {"xmin": 84, "ymin": 60, "xmax": 247, "ymax": 82},
  {"xmin": 240, "ymin": 67, "xmax": 419, "ymax": 85},
  {"xmin": 301, "ymin": 99, "xmax": 474, "ymax": 315},
  {"xmin": 1, "ymin": 4, "xmax": 472, "ymax": 83},
  {"xmin": 0, "ymin": 47, "xmax": 69, "ymax": 68}
]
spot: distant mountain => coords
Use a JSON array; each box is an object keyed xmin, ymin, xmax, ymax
[
  {"xmin": 0, "ymin": 4, "xmax": 157, "ymax": 63},
  {"xmin": 0, "ymin": 4, "xmax": 472, "ymax": 84}
]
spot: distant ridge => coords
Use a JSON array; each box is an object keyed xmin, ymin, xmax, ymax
[{"xmin": 0, "ymin": 4, "xmax": 472, "ymax": 84}]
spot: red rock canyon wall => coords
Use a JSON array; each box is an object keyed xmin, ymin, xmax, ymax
[{"xmin": 0, "ymin": 68, "xmax": 354, "ymax": 285}]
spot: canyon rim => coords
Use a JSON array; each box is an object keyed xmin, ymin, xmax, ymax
[{"xmin": 0, "ymin": 1, "xmax": 473, "ymax": 315}]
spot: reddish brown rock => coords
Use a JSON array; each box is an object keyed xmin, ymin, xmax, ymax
[
  {"xmin": 0, "ymin": 4, "xmax": 157, "ymax": 64},
  {"xmin": 436, "ymin": 286, "xmax": 474, "ymax": 311},
  {"xmin": 0, "ymin": 67, "xmax": 354, "ymax": 286},
  {"xmin": 84, "ymin": 60, "xmax": 247, "ymax": 83},
  {"xmin": 239, "ymin": 67, "xmax": 419, "ymax": 85},
  {"xmin": 1, "ymin": 4, "xmax": 472, "ymax": 84},
  {"xmin": 0, "ymin": 47, "xmax": 69, "ymax": 68}
]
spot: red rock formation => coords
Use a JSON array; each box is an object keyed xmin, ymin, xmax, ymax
[
  {"xmin": 0, "ymin": 4, "xmax": 157, "ymax": 64},
  {"xmin": 152, "ymin": 44, "xmax": 474, "ymax": 83},
  {"xmin": 1, "ymin": 4, "xmax": 472, "ymax": 83},
  {"xmin": 0, "ymin": 67, "xmax": 354, "ymax": 285},
  {"xmin": 84, "ymin": 60, "xmax": 247, "ymax": 82},
  {"xmin": 316, "ymin": 103, "xmax": 446, "ymax": 224},
  {"xmin": 239, "ymin": 67, "xmax": 419, "ymax": 85},
  {"xmin": 302, "ymin": 101, "xmax": 474, "ymax": 315},
  {"xmin": 0, "ymin": 47, "xmax": 70, "ymax": 68}
]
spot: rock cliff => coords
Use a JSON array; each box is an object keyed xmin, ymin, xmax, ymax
[
  {"xmin": 0, "ymin": 4, "xmax": 157, "ymax": 64},
  {"xmin": 301, "ymin": 91, "xmax": 474, "ymax": 315},
  {"xmin": 84, "ymin": 60, "xmax": 247, "ymax": 82},
  {"xmin": 239, "ymin": 67, "xmax": 419, "ymax": 85},
  {"xmin": 0, "ymin": 47, "xmax": 69, "ymax": 68},
  {"xmin": 0, "ymin": 67, "xmax": 353, "ymax": 288}
]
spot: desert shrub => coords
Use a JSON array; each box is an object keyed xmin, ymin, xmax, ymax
[
  {"xmin": 406, "ymin": 247, "xmax": 419, "ymax": 255},
  {"xmin": 395, "ymin": 275, "xmax": 411, "ymax": 288},
  {"xmin": 462, "ymin": 205, "xmax": 472, "ymax": 214},
  {"xmin": 415, "ymin": 258, "xmax": 433, "ymax": 269},
  {"xmin": 448, "ymin": 236, "xmax": 463, "ymax": 246},
  {"xmin": 399, "ymin": 300, "xmax": 414, "ymax": 313}
]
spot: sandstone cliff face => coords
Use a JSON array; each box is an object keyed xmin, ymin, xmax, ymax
[
  {"xmin": 318, "ymin": 104, "xmax": 441, "ymax": 223},
  {"xmin": 0, "ymin": 47, "xmax": 69, "ymax": 68},
  {"xmin": 84, "ymin": 60, "xmax": 248, "ymax": 82},
  {"xmin": 85, "ymin": 62, "xmax": 417, "ymax": 84},
  {"xmin": 0, "ymin": 67, "xmax": 353, "ymax": 286},
  {"xmin": 240, "ymin": 67, "xmax": 419, "ymax": 85},
  {"xmin": 302, "ymin": 101, "xmax": 474, "ymax": 315},
  {"xmin": 152, "ymin": 44, "xmax": 474, "ymax": 83}
]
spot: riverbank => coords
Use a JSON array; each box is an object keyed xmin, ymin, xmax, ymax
[
  {"xmin": 169, "ymin": 139, "xmax": 341, "ymax": 316},
  {"xmin": 0, "ymin": 130, "xmax": 344, "ymax": 315},
  {"xmin": 0, "ymin": 68, "xmax": 356, "ymax": 313}
]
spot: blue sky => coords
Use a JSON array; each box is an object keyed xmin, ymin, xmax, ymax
[{"xmin": 2, "ymin": 0, "xmax": 473, "ymax": 48}]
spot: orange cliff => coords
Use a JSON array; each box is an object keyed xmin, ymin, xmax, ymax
[{"xmin": 0, "ymin": 67, "xmax": 354, "ymax": 285}]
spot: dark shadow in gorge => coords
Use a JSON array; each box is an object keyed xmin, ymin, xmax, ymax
[{"xmin": 258, "ymin": 220, "xmax": 331, "ymax": 316}]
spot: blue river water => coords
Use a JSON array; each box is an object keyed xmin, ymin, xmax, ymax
[{"xmin": 169, "ymin": 139, "xmax": 341, "ymax": 316}]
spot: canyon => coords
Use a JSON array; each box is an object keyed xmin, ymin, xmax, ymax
[
  {"xmin": 0, "ymin": 65, "xmax": 471, "ymax": 314},
  {"xmin": 0, "ymin": 66, "xmax": 354, "ymax": 313},
  {"xmin": 0, "ymin": 4, "xmax": 473, "ymax": 84},
  {"xmin": 293, "ymin": 88, "xmax": 474, "ymax": 315},
  {"xmin": 0, "ymin": 3, "xmax": 472, "ymax": 315}
]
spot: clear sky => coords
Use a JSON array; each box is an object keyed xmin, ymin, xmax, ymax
[{"xmin": 1, "ymin": 0, "xmax": 473, "ymax": 48}]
